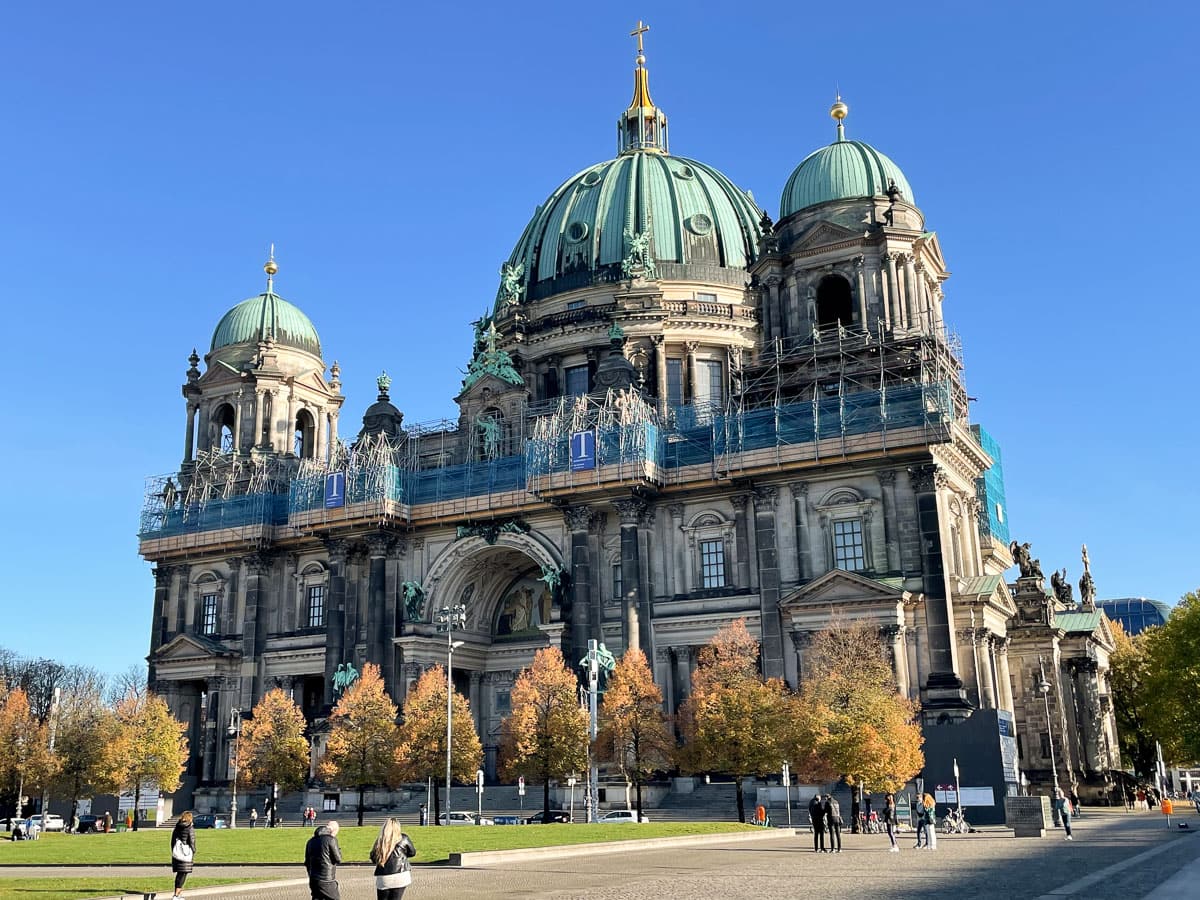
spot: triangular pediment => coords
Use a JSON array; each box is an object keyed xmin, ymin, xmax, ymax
[
  {"xmin": 792, "ymin": 221, "xmax": 863, "ymax": 252},
  {"xmin": 455, "ymin": 373, "xmax": 528, "ymax": 403},
  {"xmin": 954, "ymin": 574, "xmax": 1017, "ymax": 617},
  {"xmin": 197, "ymin": 365, "xmax": 243, "ymax": 389},
  {"xmin": 781, "ymin": 569, "xmax": 910, "ymax": 610},
  {"xmin": 916, "ymin": 231, "xmax": 948, "ymax": 272},
  {"xmin": 154, "ymin": 633, "xmax": 234, "ymax": 661}
]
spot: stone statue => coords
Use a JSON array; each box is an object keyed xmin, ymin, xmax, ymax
[
  {"xmin": 476, "ymin": 413, "xmax": 502, "ymax": 459},
  {"xmin": 1051, "ymin": 568, "xmax": 1074, "ymax": 605},
  {"xmin": 538, "ymin": 564, "xmax": 562, "ymax": 594},
  {"xmin": 376, "ymin": 371, "xmax": 391, "ymax": 394},
  {"xmin": 332, "ymin": 662, "xmax": 359, "ymax": 696},
  {"xmin": 621, "ymin": 227, "xmax": 657, "ymax": 280},
  {"xmin": 401, "ymin": 581, "xmax": 425, "ymax": 622},
  {"xmin": 499, "ymin": 261, "xmax": 525, "ymax": 308},
  {"xmin": 1009, "ymin": 540, "xmax": 1032, "ymax": 576},
  {"xmin": 1079, "ymin": 543, "xmax": 1097, "ymax": 610}
]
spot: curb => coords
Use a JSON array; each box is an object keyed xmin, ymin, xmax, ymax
[
  {"xmin": 449, "ymin": 827, "xmax": 797, "ymax": 866},
  {"xmin": 93, "ymin": 877, "xmax": 313, "ymax": 900}
]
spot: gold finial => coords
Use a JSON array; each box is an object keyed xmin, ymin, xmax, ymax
[
  {"xmin": 631, "ymin": 19, "xmax": 650, "ymax": 60},
  {"xmin": 264, "ymin": 243, "xmax": 277, "ymax": 292},
  {"xmin": 830, "ymin": 93, "xmax": 848, "ymax": 141}
]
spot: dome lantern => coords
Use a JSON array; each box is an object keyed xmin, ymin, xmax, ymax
[{"xmin": 618, "ymin": 20, "xmax": 668, "ymax": 155}]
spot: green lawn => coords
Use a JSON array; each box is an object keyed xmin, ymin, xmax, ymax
[
  {"xmin": 0, "ymin": 822, "xmax": 754, "ymax": 866},
  {"xmin": 0, "ymin": 877, "xmax": 245, "ymax": 900}
]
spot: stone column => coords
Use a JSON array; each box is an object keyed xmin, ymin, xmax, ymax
[
  {"xmin": 885, "ymin": 253, "xmax": 902, "ymax": 330},
  {"xmin": 637, "ymin": 505, "xmax": 656, "ymax": 657},
  {"xmin": 903, "ymin": 254, "xmax": 919, "ymax": 330},
  {"xmin": 184, "ymin": 403, "xmax": 198, "ymax": 463},
  {"xmin": 652, "ymin": 336, "xmax": 668, "ymax": 417},
  {"xmin": 909, "ymin": 466, "xmax": 966, "ymax": 713},
  {"xmin": 564, "ymin": 505, "xmax": 595, "ymax": 665},
  {"xmin": 149, "ymin": 566, "xmax": 171, "ymax": 682},
  {"xmin": 878, "ymin": 470, "xmax": 901, "ymax": 573},
  {"xmin": 731, "ymin": 493, "xmax": 752, "ymax": 590},
  {"xmin": 285, "ymin": 388, "xmax": 296, "ymax": 455},
  {"xmin": 791, "ymin": 631, "xmax": 810, "ymax": 684},
  {"xmin": 766, "ymin": 275, "xmax": 783, "ymax": 341},
  {"xmin": 253, "ymin": 391, "xmax": 265, "ymax": 450},
  {"xmin": 323, "ymin": 540, "xmax": 349, "ymax": 706},
  {"xmin": 668, "ymin": 504, "xmax": 685, "ymax": 598},
  {"xmin": 173, "ymin": 565, "xmax": 191, "ymax": 635},
  {"xmin": 904, "ymin": 626, "xmax": 921, "ymax": 702},
  {"xmin": 854, "ymin": 256, "xmax": 868, "ymax": 327},
  {"xmin": 791, "ymin": 482, "xmax": 811, "ymax": 580},
  {"xmin": 753, "ymin": 486, "xmax": 785, "ymax": 679},
  {"xmin": 232, "ymin": 390, "xmax": 244, "ymax": 454},
  {"xmin": 200, "ymin": 678, "xmax": 219, "ymax": 782},
  {"xmin": 977, "ymin": 633, "xmax": 996, "ymax": 709},
  {"xmin": 685, "ymin": 342, "xmax": 699, "ymax": 404},
  {"xmin": 995, "ymin": 638, "xmax": 1016, "ymax": 712},
  {"xmin": 469, "ymin": 671, "xmax": 483, "ymax": 739},
  {"xmin": 241, "ymin": 552, "xmax": 272, "ymax": 708},
  {"xmin": 366, "ymin": 534, "xmax": 391, "ymax": 692},
  {"xmin": 891, "ymin": 626, "xmax": 910, "ymax": 697},
  {"xmin": 914, "ymin": 263, "xmax": 931, "ymax": 331},
  {"xmin": 1073, "ymin": 659, "xmax": 1102, "ymax": 771},
  {"xmin": 778, "ymin": 483, "xmax": 800, "ymax": 586},
  {"xmin": 672, "ymin": 646, "xmax": 693, "ymax": 710},
  {"xmin": 613, "ymin": 498, "xmax": 646, "ymax": 654}
]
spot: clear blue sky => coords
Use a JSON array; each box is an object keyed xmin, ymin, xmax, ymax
[{"xmin": 2, "ymin": 1, "xmax": 1195, "ymax": 676}]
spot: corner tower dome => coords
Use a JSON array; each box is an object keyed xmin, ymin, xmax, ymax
[
  {"xmin": 779, "ymin": 98, "xmax": 915, "ymax": 219},
  {"xmin": 494, "ymin": 25, "xmax": 762, "ymax": 315},
  {"xmin": 210, "ymin": 252, "xmax": 322, "ymax": 357}
]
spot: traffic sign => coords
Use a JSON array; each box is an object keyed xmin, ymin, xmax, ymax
[{"xmin": 518, "ymin": 776, "xmax": 525, "ymax": 796}]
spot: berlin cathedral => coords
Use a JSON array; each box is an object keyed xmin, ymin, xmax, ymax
[{"xmin": 140, "ymin": 25, "xmax": 1119, "ymax": 821}]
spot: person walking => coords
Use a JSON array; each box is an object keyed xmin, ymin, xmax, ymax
[
  {"xmin": 305, "ymin": 821, "xmax": 343, "ymax": 900},
  {"xmin": 371, "ymin": 817, "xmax": 417, "ymax": 900},
  {"xmin": 1055, "ymin": 788, "xmax": 1074, "ymax": 841},
  {"xmin": 923, "ymin": 793, "xmax": 937, "ymax": 850},
  {"xmin": 249, "ymin": 807, "xmax": 258, "ymax": 828},
  {"xmin": 914, "ymin": 795, "xmax": 929, "ymax": 849},
  {"xmin": 418, "ymin": 804, "xmax": 428, "ymax": 827},
  {"xmin": 883, "ymin": 792, "xmax": 899, "ymax": 852},
  {"xmin": 823, "ymin": 794, "xmax": 842, "ymax": 853},
  {"xmin": 808, "ymin": 794, "xmax": 826, "ymax": 852},
  {"xmin": 169, "ymin": 811, "xmax": 196, "ymax": 899}
]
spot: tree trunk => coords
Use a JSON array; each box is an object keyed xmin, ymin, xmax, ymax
[
  {"xmin": 735, "ymin": 775, "xmax": 745, "ymax": 823},
  {"xmin": 357, "ymin": 785, "xmax": 365, "ymax": 827},
  {"xmin": 543, "ymin": 776, "xmax": 551, "ymax": 818},
  {"xmin": 132, "ymin": 784, "xmax": 141, "ymax": 831},
  {"xmin": 635, "ymin": 777, "xmax": 643, "ymax": 819},
  {"xmin": 270, "ymin": 783, "xmax": 277, "ymax": 828},
  {"xmin": 433, "ymin": 778, "xmax": 442, "ymax": 825}
]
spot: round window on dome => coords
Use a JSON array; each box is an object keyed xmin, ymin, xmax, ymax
[
  {"xmin": 674, "ymin": 165, "xmax": 695, "ymax": 180},
  {"xmin": 686, "ymin": 214, "xmax": 713, "ymax": 235},
  {"xmin": 566, "ymin": 222, "xmax": 589, "ymax": 243},
  {"xmin": 581, "ymin": 170, "xmax": 602, "ymax": 187}
]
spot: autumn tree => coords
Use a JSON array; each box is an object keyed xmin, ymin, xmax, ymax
[
  {"xmin": 785, "ymin": 618, "xmax": 923, "ymax": 828},
  {"xmin": 499, "ymin": 647, "xmax": 588, "ymax": 819},
  {"xmin": 676, "ymin": 619, "xmax": 790, "ymax": 823},
  {"xmin": 1108, "ymin": 620, "xmax": 1159, "ymax": 778},
  {"xmin": 112, "ymin": 690, "xmax": 188, "ymax": 831},
  {"xmin": 52, "ymin": 692, "xmax": 125, "ymax": 825},
  {"xmin": 394, "ymin": 665, "xmax": 483, "ymax": 826},
  {"xmin": 0, "ymin": 688, "xmax": 58, "ymax": 822},
  {"xmin": 1140, "ymin": 589, "xmax": 1200, "ymax": 766},
  {"xmin": 597, "ymin": 649, "xmax": 672, "ymax": 817},
  {"xmin": 318, "ymin": 663, "xmax": 399, "ymax": 826},
  {"xmin": 237, "ymin": 689, "xmax": 311, "ymax": 827}
]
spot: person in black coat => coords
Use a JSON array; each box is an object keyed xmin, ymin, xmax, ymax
[
  {"xmin": 823, "ymin": 794, "xmax": 842, "ymax": 852},
  {"xmin": 808, "ymin": 794, "xmax": 826, "ymax": 852},
  {"xmin": 170, "ymin": 811, "xmax": 196, "ymax": 898},
  {"xmin": 370, "ymin": 817, "xmax": 417, "ymax": 900},
  {"xmin": 305, "ymin": 821, "xmax": 343, "ymax": 900}
]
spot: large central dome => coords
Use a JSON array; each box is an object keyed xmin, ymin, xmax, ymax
[
  {"xmin": 493, "ymin": 41, "xmax": 762, "ymax": 315},
  {"xmin": 496, "ymin": 154, "xmax": 762, "ymax": 311}
]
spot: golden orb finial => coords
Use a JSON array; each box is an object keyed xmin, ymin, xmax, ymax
[
  {"xmin": 830, "ymin": 97, "xmax": 848, "ymax": 121},
  {"xmin": 264, "ymin": 242, "xmax": 278, "ymax": 276}
]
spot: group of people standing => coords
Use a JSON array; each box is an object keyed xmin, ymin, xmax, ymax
[
  {"xmin": 809, "ymin": 791, "xmax": 938, "ymax": 853},
  {"xmin": 806, "ymin": 793, "xmax": 843, "ymax": 852},
  {"xmin": 167, "ymin": 814, "xmax": 417, "ymax": 900}
]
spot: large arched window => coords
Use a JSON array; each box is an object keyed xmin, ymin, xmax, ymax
[
  {"xmin": 213, "ymin": 403, "xmax": 236, "ymax": 454},
  {"xmin": 816, "ymin": 274, "xmax": 854, "ymax": 329},
  {"xmin": 294, "ymin": 409, "xmax": 316, "ymax": 459}
]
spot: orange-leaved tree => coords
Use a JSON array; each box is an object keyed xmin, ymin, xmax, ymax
[
  {"xmin": 394, "ymin": 665, "xmax": 483, "ymax": 825},
  {"xmin": 499, "ymin": 647, "xmax": 588, "ymax": 819},
  {"xmin": 52, "ymin": 690, "xmax": 125, "ymax": 826},
  {"xmin": 597, "ymin": 649, "xmax": 672, "ymax": 818},
  {"xmin": 786, "ymin": 618, "xmax": 923, "ymax": 820},
  {"xmin": 0, "ymin": 687, "xmax": 58, "ymax": 823},
  {"xmin": 112, "ymin": 690, "xmax": 188, "ymax": 830},
  {"xmin": 318, "ymin": 663, "xmax": 398, "ymax": 826},
  {"xmin": 676, "ymin": 619, "xmax": 790, "ymax": 823},
  {"xmin": 237, "ymin": 689, "xmax": 311, "ymax": 827}
]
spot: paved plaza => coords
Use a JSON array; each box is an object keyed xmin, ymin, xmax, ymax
[{"xmin": 2, "ymin": 810, "xmax": 1197, "ymax": 900}]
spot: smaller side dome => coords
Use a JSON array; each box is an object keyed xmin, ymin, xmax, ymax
[
  {"xmin": 210, "ymin": 292, "xmax": 322, "ymax": 357},
  {"xmin": 781, "ymin": 140, "xmax": 914, "ymax": 218}
]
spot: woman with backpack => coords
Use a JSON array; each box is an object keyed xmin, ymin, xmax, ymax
[
  {"xmin": 371, "ymin": 817, "xmax": 416, "ymax": 899},
  {"xmin": 169, "ymin": 811, "xmax": 196, "ymax": 898}
]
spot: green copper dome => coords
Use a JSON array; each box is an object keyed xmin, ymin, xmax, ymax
[
  {"xmin": 495, "ymin": 153, "xmax": 763, "ymax": 313},
  {"xmin": 210, "ymin": 292, "xmax": 322, "ymax": 357},
  {"xmin": 780, "ymin": 138, "xmax": 914, "ymax": 219}
]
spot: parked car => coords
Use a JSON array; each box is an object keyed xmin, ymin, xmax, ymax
[
  {"xmin": 598, "ymin": 809, "xmax": 649, "ymax": 823},
  {"xmin": 76, "ymin": 814, "xmax": 102, "ymax": 833},
  {"xmin": 438, "ymin": 811, "xmax": 494, "ymax": 825},
  {"xmin": 25, "ymin": 814, "xmax": 65, "ymax": 832},
  {"xmin": 525, "ymin": 810, "xmax": 570, "ymax": 824},
  {"xmin": 193, "ymin": 814, "xmax": 229, "ymax": 829}
]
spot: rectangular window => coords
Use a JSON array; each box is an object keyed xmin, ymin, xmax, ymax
[
  {"xmin": 201, "ymin": 593, "xmax": 218, "ymax": 635},
  {"xmin": 695, "ymin": 360, "xmax": 724, "ymax": 408},
  {"xmin": 832, "ymin": 519, "xmax": 866, "ymax": 572},
  {"xmin": 612, "ymin": 564, "xmax": 623, "ymax": 601},
  {"xmin": 700, "ymin": 539, "xmax": 727, "ymax": 588},
  {"xmin": 565, "ymin": 365, "xmax": 589, "ymax": 397},
  {"xmin": 495, "ymin": 690, "xmax": 511, "ymax": 715},
  {"xmin": 566, "ymin": 299, "xmax": 585, "ymax": 310},
  {"xmin": 696, "ymin": 292, "xmax": 718, "ymax": 303},
  {"xmin": 306, "ymin": 584, "xmax": 325, "ymax": 628},
  {"xmin": 322, "ymin": 794, "xmax": 338, "ymax": 812},
  {"xmin": 1040, "ymin": 732, "xmax": 1051, "ymax": 759},
  {"xmin": 666, "ymin": 359, "xmax": 683, "ymax": 408}
]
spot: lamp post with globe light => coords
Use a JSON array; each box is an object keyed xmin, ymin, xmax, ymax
[
  {"xmin": 1038, "ymin": 657, "xmax": 1061, "ymax": 822},
  {"xmin": 227, "ymin": 709, "xmax": 242, "ymax": 828},
  {"xmin": 436, "ymin": 603, "xmax": 467, "ymax": 825}
]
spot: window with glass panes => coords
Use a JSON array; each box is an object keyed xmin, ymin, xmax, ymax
[
  {"xmin": 565, "ymin": 365, "xmax": 589, "ymax": 397},
  {"xmin": 699, "ymin": 539, "xmax": 726, "ymax": 588},
  {"xmin": 612, "ymin": 564, "xmax": 622, "ymax": 601},
  {"xmin": 832, "ymin": 519, "xmax": 866, "ymax": 571},
  {"xmin": 201, "ymin": 593, "xmax": 218, "ymax": 635},
  {"xmin": 666, "ymin": 359, "xmax": 683, "ymax": 408},
  {"xmin": 306, "ymin": 584, "xmax": 325, "ymax": 628}
]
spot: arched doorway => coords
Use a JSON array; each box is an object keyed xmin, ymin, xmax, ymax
[{"xmin": 816, "ymin": 274, "xmax": 854, "ymax": 329}]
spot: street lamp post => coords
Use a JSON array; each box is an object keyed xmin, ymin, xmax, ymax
[
  {"xmin": 227, "ymin": 708, "xmax": 242, "ymax": 828},
  {"xmin": 436, "ymin": 603, "xmax": 467, "ymax": 826},
  {"xmin": 1038, "ymin": 657, "xmax": 1061, "ymax": 821}
]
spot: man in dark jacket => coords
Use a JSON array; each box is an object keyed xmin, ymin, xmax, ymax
[
  {"xmin": 823, "ymin": 794, "xmax": 842, "ymax": 852},
  {"xmin": 808, "ymin": 794, "xmax": 826, "ymax": 852},
  {"xmin": 305, "ymin": 821, "xmax": 343, "ymax": 900}
]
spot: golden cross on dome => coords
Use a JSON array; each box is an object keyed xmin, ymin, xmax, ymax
[{"xmin": 630, "ymin": 20, "xmax": 650, "ymax": 54}]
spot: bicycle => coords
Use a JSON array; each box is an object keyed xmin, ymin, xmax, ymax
[
  {"xmin": 859, "ymin": 811, "xmax": 882, "ymax": 834},
  {"xmin": 941, "ymin": 808, "xmax": 970, "ymax": 834}
]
